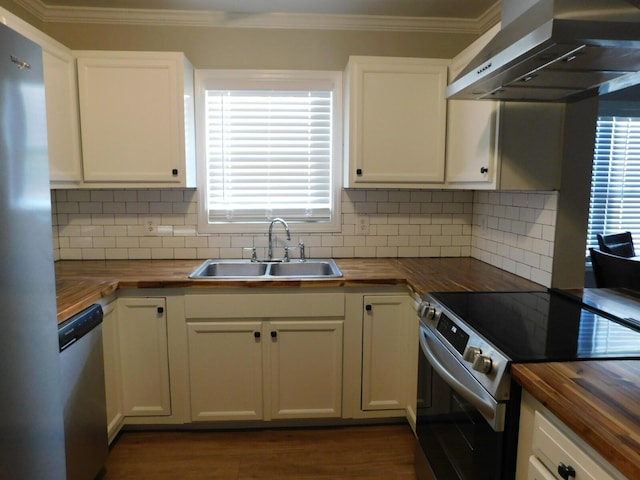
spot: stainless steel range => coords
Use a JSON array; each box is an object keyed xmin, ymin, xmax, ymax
[{"xmin": 415, "ymin": 290, "xmax": 640, "ymax": 480}]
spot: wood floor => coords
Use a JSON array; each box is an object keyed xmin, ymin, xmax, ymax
[{"xmin": 102, "ymin": 423, "xmax": 418, "ymax": 480}]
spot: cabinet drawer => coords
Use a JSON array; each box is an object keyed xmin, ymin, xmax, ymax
[
  {"xmin": 528, "ymin": 455, "xmax": 556, "ymax": 480},
  {"xmin": 532, "ymin": 411, "xmax": 615, "ymax": 480},
  {"xmin": 185, "ymin": 292, "xmax": 345, "ymax": 319}
]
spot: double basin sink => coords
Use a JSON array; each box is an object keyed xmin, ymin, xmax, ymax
[{"xmin": 189, "ymin": 258, "xmax": 343, "ymax": 279}]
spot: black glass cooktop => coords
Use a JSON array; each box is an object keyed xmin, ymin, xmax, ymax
[{"xmin": 430, "ymin": 291, "xmax": 640, "ymax": 363}]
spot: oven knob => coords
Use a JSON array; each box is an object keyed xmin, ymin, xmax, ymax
[
  {"xmin": 417, "ymin": 302, "xmax": 430, "ymax": 318},
  {"xmin": 463, "ymin": 346, "xmax": 482, "ymax": 363},
  {"xmin": 472, "ymin": 355, "xmax": 493, "ymax": 374},
  {"xmin": 418, "ymin": 303, "xmax": 440, "ymax": 322},
  {"xmin": 427, "ymin": 308, "xmax": 441, "ymax": 322}
]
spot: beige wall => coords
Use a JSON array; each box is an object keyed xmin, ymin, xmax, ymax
[
  {"xmin": 552, "ymin": 96, "xmax": 599, "ymax": 289},
  {"xmin": 42, "ymin": 24, "xmax": 472, "ymax": 70}
]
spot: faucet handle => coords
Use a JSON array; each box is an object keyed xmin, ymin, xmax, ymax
[
  {"xmin": 298, "ymin": 241, "xmax": 306, "ymax": 262},
  {"xmin": 243, "ymin": 247, "xmax": 258, "ymax": 262}
]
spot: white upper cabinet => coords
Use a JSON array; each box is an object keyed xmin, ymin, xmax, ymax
[
  {"xmin": 344, "ymin": 56, "xmax": 449, "ymax": 188},
  {"xmin": 446, "ymin": 100, "xmax": 500, "ymax": 186},
  {"xmin": 75, "ymin": 51, "xmax": 196, "ymax": 188},
  {"xmin": 446, "ymin": 25, "xmax": 500, "ymax": 188},
  {"xmin": 1, "ymin": 8, "xmax": 83, "ymax": 187},
  {"xmin": 43, "ymin": 44, "xmax": 83, "ymax": 186},
  {"xmin": 445, "ymin": 24, "xmax": 562, "ymax": 191}
]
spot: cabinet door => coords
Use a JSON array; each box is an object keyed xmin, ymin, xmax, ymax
[
  {"xmin": 267, "ymin": 320, "xmax": 343, "ymax": 419},
  {"xmin": 361, "ymin": 296, "xmax": 408, "ymax": 410},
  {"xmin": 118, "ymin": 297, "xmax": 171, "ymax": 416},
  {"xmin": 445, "ymin": 24, "xmax": 500, "ymax": 189},
  {"xmin": 345, "ymin": 57, "xmax": 448, "ymax": 188},
  {"xmin": 446, "ymin": 100, "xmax": 499, "ymax": 186},
  {"xmin": 0, "ymin": 10, "xmax": 83, "ymax": 186},
  {"xmin": 76, "ymin": 52, "xmax": 193, "ymax": 186},
  {"xmin": 43, "ymin": 45, "xmax": 82, "ymax": 186},
  {"xmin": 187, "ymin": 321, "xmax": 263, "ymax": 421},
  {"xmin": 101, "ymin": 301, "xmax": 124, "ymax": 444}
]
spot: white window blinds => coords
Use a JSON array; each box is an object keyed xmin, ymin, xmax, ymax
[
  {"xmin": 587, "ymin": 115, "xmax": 640, "ymax": 253},
  {"xmin": 203, "ymin": 88, "xmax": 333, "ymax": 223}
]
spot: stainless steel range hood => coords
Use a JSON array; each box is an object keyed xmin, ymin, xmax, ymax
[{"xmin": 446, "ymin": 0, "xmax": 640, "ymax": 101}]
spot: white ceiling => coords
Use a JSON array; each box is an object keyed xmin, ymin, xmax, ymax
[{"xmin": 15, "ymin": 0, "xmax": 501, "ymax": 32}]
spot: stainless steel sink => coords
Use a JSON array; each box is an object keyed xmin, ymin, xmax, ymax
[
  {"xmin": 191, "ymin": 261, "xmax": 268, "ymax": 278},
  {"xmin": 268, "ymin": 261, "xmax": 341, "ymax": 277},
  {"xmin": 189, "ymin": 259, "xmax": 342, "ymax": 279}
]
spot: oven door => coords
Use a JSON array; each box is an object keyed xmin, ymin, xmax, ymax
[{"xmin": 416, "ymin": 323, "xmax": 507, "ymax": 480}]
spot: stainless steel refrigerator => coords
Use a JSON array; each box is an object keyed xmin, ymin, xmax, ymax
[{"xmin": 0, "ymin": 22, "xmax": 67, "ymax": 479}]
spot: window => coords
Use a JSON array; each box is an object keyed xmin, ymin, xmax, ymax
[
  {"xmin": 586, "ymin": 113, "xmax": 640, "ymax": 255},
  {"xmin": 195, "ymin": 70, "xmax": 342, "ymax": 233}
]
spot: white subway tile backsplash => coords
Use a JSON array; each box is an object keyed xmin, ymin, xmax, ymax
[
  {"xmin": 129, "ymin": 248, "xmax": 151, "ymax": 259},
  {"xmin": 382, "ymin": 203, "xmax": 403, "ymax": 214},
  {"xmin": 51, "ymin": 188, "xmax": 557, "ymax": 287},
  {"xmin": 91, "ymin": 190, "xmax": 114, "ymax": 202},
  {"xmin": 105, "ymin": 248, "xmax": 129, "ymax": 259},
  {"xmin": 366, "ymin": 190, "xmax": 389, "ymax": 202},
  {"xmin": 472, "ymin": 191, "xmax": 557, "ymax": 288},
  {"xmin": 388, "ymin": 236, "xmax": 409, "ymax": 247}
]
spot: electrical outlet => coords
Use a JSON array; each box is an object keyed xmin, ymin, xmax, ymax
[
  {"xmin": 358, "ymin": 216, "xmax": 369, "ymax": 235},
  {"xmin": 143, "ymin": 217, "xmax": 158, "ymax": 236}
]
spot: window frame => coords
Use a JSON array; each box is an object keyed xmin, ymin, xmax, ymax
[{"xmin": 194, "ymin": 69, "xmax": 343, "ymax": 234}]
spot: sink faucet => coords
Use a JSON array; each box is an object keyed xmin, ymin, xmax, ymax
[{"xmin": 267, "ymin": 218, "xmax": 291, "ymax": 260}]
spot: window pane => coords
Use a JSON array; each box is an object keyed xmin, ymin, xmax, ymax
[
  {"xmin": 587, "ymin": 116, "xmax": 640, "ymax": 254},
  {"xmin": 204, "ymin": 89, "xmax": 333, "ymax": 223}
]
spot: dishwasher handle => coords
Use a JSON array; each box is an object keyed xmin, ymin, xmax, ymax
[{"xmin": 58, "ymin": 304, "xmax": 104, "ymax": 352}]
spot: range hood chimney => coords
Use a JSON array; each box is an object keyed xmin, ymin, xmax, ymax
[{"xmin": 446, "ymin": 0, "xmax": 640, "ymax": 102}]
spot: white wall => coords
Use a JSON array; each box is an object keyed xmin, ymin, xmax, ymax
[{"xmin": 52, "ymin": 187, "xmax": 558, "ymax": 287}]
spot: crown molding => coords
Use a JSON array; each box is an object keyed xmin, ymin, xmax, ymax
[{"xmin": 15, "ymin": 0, "xmax": 500, "ymax": 34}]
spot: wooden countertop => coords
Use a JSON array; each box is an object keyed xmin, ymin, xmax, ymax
[
  {"xmin": 513, "ymin": 361, "xmax": 640, "ymax": 479},
  {"xmin": 55, "ymin": 257, "xmax": 543, "ymax": 322}
]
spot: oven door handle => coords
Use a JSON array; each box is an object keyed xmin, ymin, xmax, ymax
[{"xmin": 420, "ymin": 324, "xmax": 504, "ymax": 431}]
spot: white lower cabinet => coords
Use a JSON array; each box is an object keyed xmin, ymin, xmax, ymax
[
  {"xmin": 117, "ymin": 297, "xmax": 171, "ymax": 417},
  {"xmin": 101, "ymin": 299, "xmax": 124, "ymax": 444},
  {"xmin": 530, "ymin": 411, "xmax": 618, "ymax": 480},
  {"xmin": 185, "ymin": 291, "xmax": 345, "ymax": 422},
  {"xmin": 361, "ymin": 295, "xmax": 410, "ymax": 411},
  {"xmin": 342, "ymin": 290, "xmax": 415, "ymax": 422},
  {"xmin": 268, "ymin": 320, "xmax": 343, "ymax": 419},
  {"xmin": 102, "ymin": 288, "xmax": 414, "ymax": 428},
  {"xmin": 517, "ymin": 391, "xmax": 625, "ymax": 480},
  {"xmin": 187, "ymin": 321, "xmax": 264, "ymax": 421}
]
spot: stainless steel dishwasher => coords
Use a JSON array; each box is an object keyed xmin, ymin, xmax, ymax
[{"xmin": 58, "ymin": 304, "xmax": 108, "ymax": 480}]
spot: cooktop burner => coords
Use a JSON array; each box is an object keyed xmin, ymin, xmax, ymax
[{"xmin": 428, "ymin": 291, "xmax": 640, "ymax": 363}]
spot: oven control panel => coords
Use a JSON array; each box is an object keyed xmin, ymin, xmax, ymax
[{"xmin": 418, "ymin": 295, "xmax": 511, "ymax": 401}]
